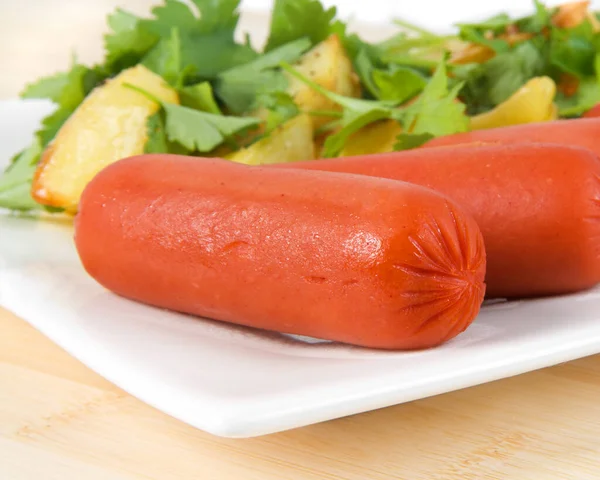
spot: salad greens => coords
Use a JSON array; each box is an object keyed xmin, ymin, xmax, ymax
[{"xmin": 3, "ymin": 0, "xmax": 600, "ymax": 212}]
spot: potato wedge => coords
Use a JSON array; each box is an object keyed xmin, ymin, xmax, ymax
[
  {"xmin": 339, "ymin": 120, "xmax": 403, "ymax": 157},
  {"xmin": 227, "ymin": 114, "xmax": 315, "ymax": 165},
  {"xmin": 287, "ymin": 34, "xmax": 360, "ymax": 129},
  {"xmin": 469, "ymin": 76, "xmax": 556, "ymax": 130},
  {"xmin": 32, "ymin": 65, "xmax": 178, "ymax": 211}
]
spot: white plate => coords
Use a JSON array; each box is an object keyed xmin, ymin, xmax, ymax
[{"xmin": 3, "ymin": 9, "xmax": 600, "ymax": 437}]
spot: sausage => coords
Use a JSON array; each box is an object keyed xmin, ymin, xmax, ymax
[
  {"xmin": 583, "ymin": 104, "xmax": 600, "ymax": 118},
  {"xmin": 279, "ymin": 143, "xmax": 600, "ymax": 298},
  {"xmin": 424, "ymin": 117, "xmax": 600, "ymax": 154},
  {"xmin": 75, "ymin": 155, "xmax": 486, "ymax": 350}
]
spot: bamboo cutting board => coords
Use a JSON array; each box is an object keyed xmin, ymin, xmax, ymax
[{"xmin": 2, "ymin": 307, "xmax": 600, "ymax": 480}]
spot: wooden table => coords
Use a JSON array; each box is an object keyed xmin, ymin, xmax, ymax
[{"xmin": 2, "ymin": 2, "xmax": 600, "ymax": 479}]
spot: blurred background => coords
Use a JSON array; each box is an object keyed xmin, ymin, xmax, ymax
[{"xmin": 0, "ymin": 0, "xmax": 593, "ymax": 98}]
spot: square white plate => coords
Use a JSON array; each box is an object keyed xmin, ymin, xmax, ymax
[{"xmin": 3, "ymin": 8, "xmax": 600, "ymax": 438}]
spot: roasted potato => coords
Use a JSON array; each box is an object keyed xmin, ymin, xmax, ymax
[
  {"xmin": 469, "ymin": 77, "xmax": 557, "ymax": 130},
  {"xmin": 287, "ymin": 34, "xmax": 360, "ymax": 129},
  {"xmin": 227, "ymin": 114, "xmax": 315, "ymax": 165},
  {"xmin": 339, "ymin": 120, "xmax": 403, "ymax": 157},
  {"xmin": 32, "ymin": 65, "xmax": 178, "ymax": 211}
]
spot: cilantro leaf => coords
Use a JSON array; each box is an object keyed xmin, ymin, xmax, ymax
[
  {"xmin": 21, "ymin": 62, "xmax": 97, "ymax": 147},
  {"xmin": 265, "ymin": 0, "xmax": 337, "ymax": 51},
  {"xmin": 125, "ymin": 83, "xmax": 260, "ymax": 153},
  {"xmin": 142, "ymin": 0, "xmax": 241, "ymax": 37},
  {"xmin": 179, "ymin": 82, "xmax": 222, "ymax": 114},
  {"xmin": 392, "ymin": 18, "xmax": 439, "ymax": 38},
  {"xmin": 396, "ymin": 60, "xmax": 468, "ymax": 137},
  {"xmin": 190, "ymin": 0, "xmax": 241, "ymax": 35},
  {"xmin": 455, "ymin": 41, "xmax": 545, "ymax": 114},
  {"xmin": 355, "ymin": 48, "xmax": 426, "ymax": 103},
  {"xmin": 458, "ymin": 26, "xmax": 510, "ymax": 53},
  {"xmin": 20, "ymin": 72, "xmax": 71, "ymax": 103},
  {"xmin": 354, "ymin": 48, "xmax": 380, "ymax": 97},
  {"xmin": 456, "ymin": 14, "xmax": 512, "ymax": 32},
  {"xmin": 104, "ymin": 9, "xmax": 158, "ymax": 72},
  {"xmin": 216, "ymin": 70, "xmax": 287, "ymax": 114},
  {"xmin": 282, "ymin": 62, "xmax": 396, "ymax": 157},
  {"xmin": 144, "ymin": 112, "xmax": 169, "ymax": 153},
  {"xmin": 143, "ymin": 27, "xmax": 182, "ymax": 86},
  {"xmin": 144, "ymin": 111, "xmax": 190, "ymax": 154},
  {"xmin": 183, "ymin": 32, "xmax": 259, "ymax": 81},
  {"xmin": 36, "ymin": 107, "xmax": 74, "ymax": 147},
  {"xmin": 216, "ymin": 38, "xmax": 311, "ymax": 113},
  {"xmin": 556, "ymin": 54, "xmax": 600, "ymax": 117},
  {"xmin": 142, "ymin": 0, "xmax": 199, "ymax": 37},
  {"xmin": 322, "ymin": 106, "xmax": 392, "ymax": 158},
  {"xmin": 162, "ymin": 103, "xmax": 258, "ymax": 151},
  {"xmin": 21, "ymin": 63, "xmax": 88, "ymax": 109},
  {"xmin": 0, "ymin": 139, "xmax": 42, "ymax": 211},
  {"xmin": 394, "ymin": 132, "xmax": 434, "ymax": 151},
  {"xmin": 256, "ymin": 91, "xmax": 300, "ymax": 134},
  {"xmin": 138, "ymin": 0, "xmax": 253, "ymax": 81},
  {"xmin": 373, "ymin": 67, "xmax": 426, "ymax": 103},
  {"xmin": 550, "ymin": 28, "xmax": 596, "ymax": 78},
  {"xmin": 556, "ymin": 77, "xmax": 600, "ymax": 116},
  {"xmin": 517, "ymin": 0, "xmax": 552, "ymax": 33}
]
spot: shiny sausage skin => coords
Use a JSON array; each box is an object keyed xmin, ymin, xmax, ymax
[
  {"xmin": 280, "ymin": 143, "xmax": 600, "ymax": 298},
  {"xmin": 75, "ymin": 155, "xmax": 486, "ymax": 350},
  {"xmin": 424, "ymin": 117, "xmax": 600, "ymax": 154},
  {"xmin": 583, "ymin": 104, "xmax": 600, "ymax": 118}
]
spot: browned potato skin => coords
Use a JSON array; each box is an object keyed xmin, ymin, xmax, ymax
[
  {"xmin": 340, "ymin": 120, "xmax": 403, "ymax": 157},
  {"xmin": 287, "ymin": 34, "xmax": 360, "ymax": 129},
  {"xmin": 227, "ymin": 114, "xmax": 315, "ymax": 165},
  {"xmin": 32, "ymin": 65, "xmax": 178, "ymax": 212}
]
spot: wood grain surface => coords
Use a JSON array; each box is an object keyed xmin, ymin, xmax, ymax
[
  {"xmin": 3, "ymin": 308, "xmax": 600, "ymax": 480},
  {"xmin": 2, "ymin": 1, "xmax": 600, "ymax": 479}
]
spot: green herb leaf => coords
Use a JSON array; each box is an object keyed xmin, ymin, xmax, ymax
[
  {"xmin": 143, "ymin": 27, "xmax": 182, "ymax": 86},
  {"xmin": 322, "ymin": 107, "xmax": 392, "ymax": 157},
  {"xmin": 22, "ymin": 62, "xmax": 96, "ymax": 147},
  {"xmin": 550, "ymin": 28, "xmax": 596, "ymax": 78},
  {"xmin": 104, "ymin": 9, "xmax": 158, "ymax": 72},
  {"xmin": 125, "ymin": 83, "xmax": 260, "ymax": 152},
  {"xmin": 256, "ymin": 91, "xmax": 300, "ymax": 133},
  {"xmin": 555, "ymin": 54, "xmax": 600, "ymax": 117},
  {"xmin": 142, "ymin": 0, "xmax": 199, "ymax": 37},
  {"xmin": 183, "ymin": 32, "xmax": 259, "ymax": 81},
  {"xmin": 0, "ymin": 139, "xmax": 42, "ymax": 211},
  {"xmin": 556, "ymin": 77, "xmax": 600, "ymax": 116},
  {"xmin": 393, "ymin": 18, "xmax": 438, "ymax": 38},
  {"xmin": 145, "ymin": 111, "xmax": 190, "ymax": 154},
  {"xmin": 373, "ymin": 67, "xmax": 427, "ymax": 103},
  {"xmin": 517, "ymin": 0, "xmax": 552, "ymax": 33},
  {"xmin": 162, "ymin": 103, "xmax": 259, "ymax": 151},
  {"xmin": 456, "ymin": 13, "xmax": 512, "ymax": 32},
  {"xmin": 144, "ymin": 112, "xmax": 169, "ymax": 153},
  {"xmin": 265, "ymin": 0, "xmax": 337, "ymax": 51},
  {"xmin": 455, "ymin": 41, "xmax": 545, "ymax": 114},
  {"xmin": 397, "ymin": 60, "xmax": 468, "ymax": 137},
  {"xmin": 20, "ymin": 71, "xmax": 71, "ymax": 103},
  {"xmin": 142, "ymin": 0, "xmax": 241, "ymax": 37},
  {"xmin": 394, "ymin": 132, "xmax": 434, "ymax": 150},
  {"xmin": 353, "ymin": 48, "xmax": 380, "ymax": 97},
  {"xmin": 282, "ymin": 62, "xmax": 396, "ymax": 157},
  {"xmin": 36, "ymin": 107, "xmax": 74, "ymax": 147},
  {"xmin": 21, "ymin": 63, "xmax": 88, "ymax": 109},
  {"xmin": 458, "ymin": 25, "xmax": 510, "ymax": 53},
  {"xmin": 190, "ymin": 0, "xmax": 241, "ymax": 35},
  {"xmin": 216, "ymin": 38, "xmax": 310, "ymax": 113},
  {"xmin": 179, "ymin": 81, "xmax": 222, "ymax": 114}
]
